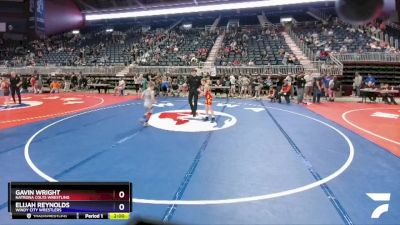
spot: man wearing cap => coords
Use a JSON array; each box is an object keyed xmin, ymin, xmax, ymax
[{"xmin": 187, "ymin": 69, "xmax": 202, "ymax": 117}]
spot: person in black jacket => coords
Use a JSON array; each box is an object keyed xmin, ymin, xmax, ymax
[
  {"xmin": 295, "ymin": 73, "xmax": 306, "ymax": 104},
  {"xmin": 10, "ymin": 71, "xmax": 22, "ymax": 104},
  {"xmin": 187, "ymin": 70, "xmax": 202, "ymax": 117}
]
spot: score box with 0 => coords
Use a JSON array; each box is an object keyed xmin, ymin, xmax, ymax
[{"xmin": 8, "ymin": 182, "xmax": 132, "ymax": 216}]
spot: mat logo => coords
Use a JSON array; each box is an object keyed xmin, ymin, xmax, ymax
[
  {"xmin": 0, "ymin": 101, "xmax": 43, "ymax": 111},
  {"xmin": 366, "ymin": 193, "xmax": 391, "ymax": 219},
  {"xmin": 149, "ymin": 110, "xmax": 237, "ymax": 132},
  {"xmin": 370, "ymin": 112, "xmax": 399, "ymax": 119}
]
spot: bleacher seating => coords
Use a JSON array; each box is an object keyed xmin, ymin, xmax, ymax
[
  {"xmin": 293, "ymin": 22, "xmax": 387, "ymax": 55},
  {"xmin": 215, "ymin": 27, "xmax": 298, "ymax": 66},
  {"xmin": 138, "ymin": 28, "xmax": 218, "ymax": 66}
]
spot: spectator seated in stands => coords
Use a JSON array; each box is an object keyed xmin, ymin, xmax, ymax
[
  {"xmin": 339, "ymin": 45, "xmax": 348, "ymax": 53},
  {"xmin": 293, "ymin": 19, "xmax": 398, "ymax": 59},
  {"xmin": 343, "ymin": 36, "xmax": 353, "ymax": 44}
]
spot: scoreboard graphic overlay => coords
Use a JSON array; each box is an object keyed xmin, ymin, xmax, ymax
[{"xmin": 8, "ymin": 182, "xmax": 132, "ymax": 220}]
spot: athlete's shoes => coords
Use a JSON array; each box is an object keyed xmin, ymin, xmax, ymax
[
  {"xmin": 203, "ymin": 117, "xmax": 209, "ymax": 121},
  {"xmin": 143, "ymin": 122, "xmax": 149, "ymax": 127},
  {"xmin": 211, "ymin": 117, "xmax": 215, "ymax": 123}
]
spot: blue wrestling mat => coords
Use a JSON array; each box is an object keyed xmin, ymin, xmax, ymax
[{"xmin": 0, "ymin": 98, "xmax": 399, "ymax": 225}]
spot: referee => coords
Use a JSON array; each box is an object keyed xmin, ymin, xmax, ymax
[
  {"xmin": 10, "ymin": 71, "xmax": 22, "ymax": 105},
  {"xmin": 187, "ymin": 69, "xmax": 202, "ymax": 117}
]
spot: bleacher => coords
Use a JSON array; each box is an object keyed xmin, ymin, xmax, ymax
[
  {"xmin": 215, "ymin": 27, "xmax": 297, "ymax": 66},
  {"xmin": 293, "ymin": 22, "xmax": 384, "ymax": 54},
  {"xmin": 138, "ymin": 28, "xmax": 218, "ymax": 66}
]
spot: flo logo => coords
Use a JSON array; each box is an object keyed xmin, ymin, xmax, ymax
[
  {"xmin": 366, "ymin": 193, "xmax": 391, "ymax": 219},
  {"xmin": 149, "ymin": 110, "xmax": 237, "ymax": 132}
]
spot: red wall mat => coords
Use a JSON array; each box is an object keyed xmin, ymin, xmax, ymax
[
  {"xmin": 307, "ymin": 103, "xmax": 400, "ymax": 156},
  {"xmin": 0, "ymin": 93, "xmax": 139, "ymax": 130}
]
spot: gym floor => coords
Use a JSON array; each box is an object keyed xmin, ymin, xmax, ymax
[{"xmin": 0, "ymin": 93, "xmax": 399, "ymax": 225}]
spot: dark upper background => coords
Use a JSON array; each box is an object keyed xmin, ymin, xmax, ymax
[{"xmin": 0, "ymin": 0, "xmax": 398, "ymax": 39}]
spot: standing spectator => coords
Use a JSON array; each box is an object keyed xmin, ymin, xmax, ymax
[
  {"xmin": 223, "ymin": 76, "xmax": 230, "ymax": 97},
  {"xmin": 328, "ymin": 76, "xmax": 338, "ymax": 102},
  {"xmin": 82, "ymin": 75, "xmax": 88, "ymax": 89},
  {"xmin": 142, "ymin": 76, "xmax": 148, "ymax": 92},
  {"xmin": 36, "ymin": 74, "xmax": 43, "ymax": 94},
  {"xmin": 304, "ymin": 72, "xmax": 314, "ymax": 103},
  {"xmin": 160, "ymin": 76, "xmax": 169, "ymax": 97},
  {"xmin": 134, "ymin": 74, "xmax": 140, "ymax": 94},
  {"xmin": 353, "ymin": 72, "xmax": 363, "ymax": 96},
  {"xmin": 240, "ymin": 76, "xmax": 250, "ymax": 98},
  {"xmin": 285, "ymin": 73, "xmax": 294, "ymax": 99},
  {"xmin": 229, "ymin": 75, "xmax": 236, "ymax": 97},
  {"xmin": 78, "ymin": 72, "xmax": 83, "ymax": 90},
  {"xmin": 64, "ymin": 74, "xmax": 71, "ymax": 92},
  {"xmin": 295, "ymin": 73, "xmax": 306, "ymax": 104},
  {"xmin": 249, "ymin": 75, "xmax": 257, "ymax": 97},
  {"xmin": 138, "ymin": 74, "xmax": 145, "ymax": 93},
  {"xmin": 1, "ymin": 76, "xmax": 10, "ymax": 107},
  {"xmin": 322, "ymin": 75, "xmax": 332, "ymax": 100},
  {"xmin": 71, "ymin": 73, "xmax": 78, "ymax": 91},
  {"xmin": 10, "ymin": 72, "xmax": 22, "ymax": 105},
  {"xmin": 312, "ymin": 77, "xmax": 323, "ymax": 104},
  {"xmin": 30, "ymin": 75, "xmax": 37, "ymax": 93},
  {"xmin": 275, "ymin": 76, "xmax": 284, "ymax": 100},
  {"xmin": 254, "ymin": 76, "xmax": 263, "ymax": 100},
  {"xmin": 187, "ymin": 69, "xmax": 202, "ymax": 117}
]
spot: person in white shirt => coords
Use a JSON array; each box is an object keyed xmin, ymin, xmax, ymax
[
  {"xmin": 229, "ymin": 75, "xmax": 236, "ymax": 97},
  {"xmin": 140, "ymin": 82, "xmax": 156, "ymax": 127},
  {"xmin": 240, "ymin": 76, "xmax": 250, "ymax": 98},
  {"xmin": 340, "ymin": 45, "xmax": 348, "ymax": 53},
  {"xmin": 352, "ymin": 72, "xmax": 363, "ymax": 96},
  {"xmin": 114, "ymin": 78, "xmax": 126, "ymax": 96},
  {"xmin": 304, "ymin": 72, "xmax": 314, "ymax": 102}
]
